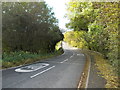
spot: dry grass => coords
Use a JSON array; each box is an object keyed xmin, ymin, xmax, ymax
[
  {"xmin": 93, "ymin": 53, "xmax": 119, "ymax": 88},
  {"xmin": 84, "ymin": 50, "xmax": 119, "ymax": 88}
]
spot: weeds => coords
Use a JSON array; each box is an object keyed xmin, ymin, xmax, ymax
[
  {"xmin": 84, "ymin": 50, "xmax": 119, "ymax": 88},
  {"xmin": 2, "ymin": 49, "xmax": 63, "ymax": 69}
]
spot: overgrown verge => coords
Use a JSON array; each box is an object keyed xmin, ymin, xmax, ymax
[
  {"xmin": 82, "ymin": 50, "xmax": 119, "ymax": 88},
  {"xmin": 2, "ymin": 48, "xmax": 63, "ymax": 69}
]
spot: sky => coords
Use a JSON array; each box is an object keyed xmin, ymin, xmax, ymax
[{"xmin": 44, "ymin": 0, "xmax": 70, "ymax": 31}]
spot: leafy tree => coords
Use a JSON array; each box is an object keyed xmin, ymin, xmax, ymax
[
  {"xmin": 2, "ymin": 2, "xmax": 63, "ymax": 53},
  {"xmin": 65, "ymin": 0, "xmax": 98, "ymax": 31},
  {"xmin": 65, "ymin": 1, "xmax": 119, "ymax": 68},
  {"xmin": 64, "ymin": 31, "xmax": 87, "ymax": 49}
]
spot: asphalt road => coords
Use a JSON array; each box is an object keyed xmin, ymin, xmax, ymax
[{"xmin": 2, "ymin": 42, "xmax": 86, "ymax": 88}]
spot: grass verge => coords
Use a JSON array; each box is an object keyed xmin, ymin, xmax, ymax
[
  {"xmin": 2, "ymin": 48, "xmax": 64, "ymax": 69},
  {"xmin": 93, "ymin": 52, "xmax": 119, "ymax": 88},
  {"xmin": 82, "ymin": 50, "xmax": 119, "ymax": 88}
]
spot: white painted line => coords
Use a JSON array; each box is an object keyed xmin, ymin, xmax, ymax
[
  {"xmin": 30, "ymin": 66, "xmax": 55, "ymax": 78},
  {"xmin": 70, "ymin": 53, "xmax": 75, "ymax": 58},
  {"xmin": 60, "ymin": 59, "xmax": 68, "ymax": 63},
  {"xmin": 85, "ymin": 56, "xmax": 91, "ymax": 88},
  {"xmin": 1, "ymin": 65, "xmax": 23, "ymax": 71},
  {"xmin": 70, "ymin": 55, "xmax": 73, "ymax": 58},
  {"xmin": 77, "ymin": 54, "xmax": 84, "ymax": 56},
  {"xmin": 15, "ymin": 63, "xmax": 49, "ymax": 72},
  {"xmin": 62, "ymin": 52, "xmax": 65, "ymax": 56}
]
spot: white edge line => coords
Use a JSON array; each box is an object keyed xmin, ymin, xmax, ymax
[
  {"xmin": 1, "ymin": 65, "xmax": 23, "ymax": 71},
  {"xmin": 30, "ymin": 66, "xmax": 55, "ymax": 78},
  {"xmin": 62, "ymin": 51, "xmax": 65, "ymax": 56},
  {"xmin": 85, "ymin": 55, "xmax": 91, "ymax": 88}
]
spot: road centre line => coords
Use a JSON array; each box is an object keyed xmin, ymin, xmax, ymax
[
  {"xmin": 70, "ymin": 53, "xmax": 75, "ymax": 58},
  {"xmin": 60, "ymin": 52, "xmax": 74, "ymax": 63},
  {"xmin": 70, "ymin": 55, "xmax": 73, "ymax": 58},
  {"xmin": 30, "ymin": 66, "xmax": 55, "ymax": 78},
  {"xmin": 60, "ymin": 59, "xmax": 68, "ymax": 63}
]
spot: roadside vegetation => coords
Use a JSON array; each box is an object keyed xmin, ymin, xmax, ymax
[
  {"xmin": 65, "ymin": 1, "xmax": 119, "ymax": 88},
  {"xmin": 82, "ymin": 50, "xmax": 119, "ymax": 88},
  {"xmin": 93, "ymin": 52, "xmax": 119, "ymax": 88},
  {"xmin": 2, "ymin": 47, "xmax": 63, "ymax": 69},
  {"xmin": 2, "ymin": 2, "xmax": 64, "ymax": 68}
]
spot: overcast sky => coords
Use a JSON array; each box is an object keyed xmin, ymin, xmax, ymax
[{"xmin": 44, "ymin": 0, "xmax": 70, "ymax": 30}]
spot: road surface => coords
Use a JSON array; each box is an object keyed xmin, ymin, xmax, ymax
[{"xmin": 2, "ymin": 42, "xmax": 86, "ymax": 88}]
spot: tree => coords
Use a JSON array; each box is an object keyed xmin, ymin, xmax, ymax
[
  {"xmin": 65, "ymin": 0, "xmax": 98, "ymax": 31},
  {"xmin": 2, "ymin": 2, "xmax": 63, "ymax": 53},
  {"xmin": 65, "ymin": 1, "xmax": 119, "ymax": 67}
]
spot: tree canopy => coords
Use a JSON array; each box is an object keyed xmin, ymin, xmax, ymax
[
  {"xmin": 2, "ymin": 2, "xmax": 64, "ymax": 53},
  {"xmin": 65, "ymin": 1, "xmax": 119, "ymax": 67},
  {"xmin": 65, "ymin": 1, "xmax": 98, "ymax": 31}
]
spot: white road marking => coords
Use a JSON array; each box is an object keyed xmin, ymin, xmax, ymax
[
  {"xmin": 77, "ymin": 54, "xmax": 84, "ymax": 56},
  {"xmin": 15, "ymin": 63, "xmax": 49, "ymax": 72},
  {"xmin": 62, "ymin": 52, "xmax": 65, "ymax": 56},
  {"xmin": 60, "ymin": 59, "xmax": 68, "ymax": 63},
  {"xmin": 30, "ymin": 66, "xmax": 55, "ymax": 78},
  {"xmin": 70, "ymin": 53, "xmax": 75, "ymax": 58},
  {"xmin": 70, "ymin": 55, "xmax": 73, "ymax": 58},
  {"xmin": 85, "ymin": 56, "xmax": 91, "ymax": 88}
]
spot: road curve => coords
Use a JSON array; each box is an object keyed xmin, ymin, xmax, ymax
[{"xmin": 2, "ymin": 42, "xmax": 86, "ymax": 88}]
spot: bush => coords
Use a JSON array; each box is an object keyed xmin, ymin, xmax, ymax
[{"xmin": 2, "ymin": 49, "xmax": 63, "ymax": 69}]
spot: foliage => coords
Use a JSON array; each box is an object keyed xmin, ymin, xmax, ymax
[
  {"xmin": 65, "ymin": 1, "xmax": 119, "ymax": 68},
  {"xmin": 64, "ymin": 31, "xmax": 88, "ymax": 49},
  {"xmin": 65, "ymin": 1, "xmax": 119, "ymax": 88},
  {"xmin": 65, "ymin": 1, "xmax": 98, "ymax": 31},
  {"xmin": 82, "ymin": 50, "xmax": 119, "ymax": 88},
  {"xmin": 55, "ymin": 41, "xmax": 62, "ymax": 51},
  {"xmin": 92, "ymin": 52, "xmax": 119, "ymax": 88},
  {"xmin": 2, "ymin": 2, "xmax": 63, "ymax": 53},
  {"xmin": 85, "ymin": 21, "xmax": 109, "ymax": 54},
  {"xmin": 2, "ymin": 49, "xmax": 63, "ymax": 69}
]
